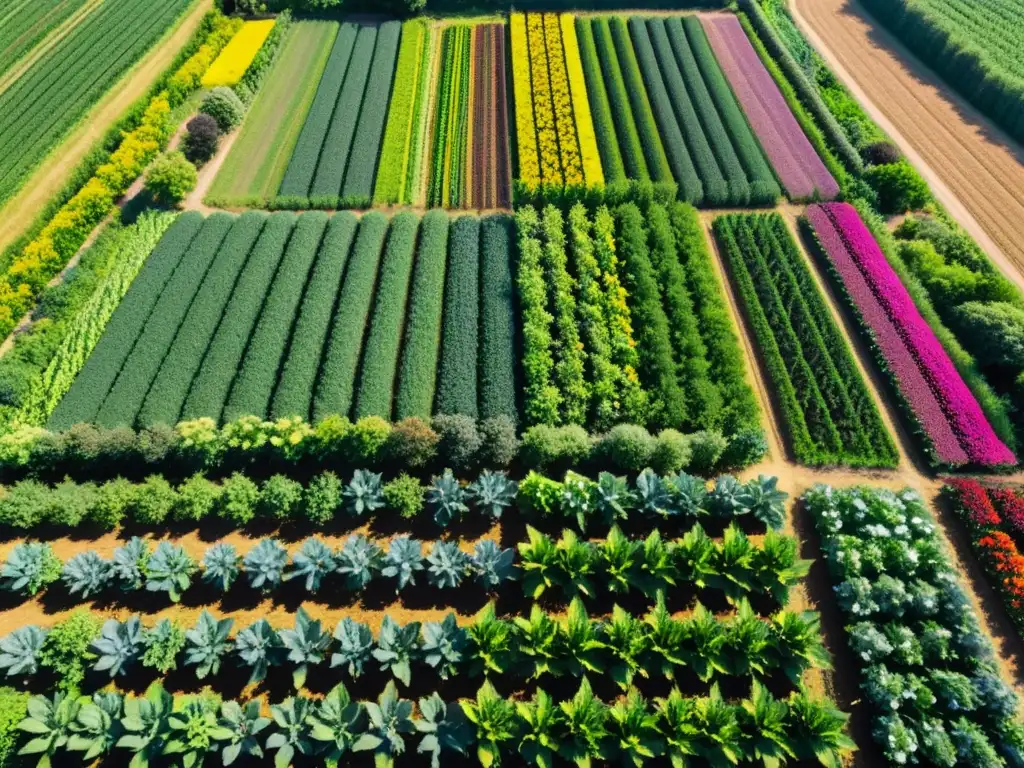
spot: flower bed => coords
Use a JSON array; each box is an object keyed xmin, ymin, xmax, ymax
[{"xmin": 201, "ymin": 19, "xmax": 277, "ymax": 88}]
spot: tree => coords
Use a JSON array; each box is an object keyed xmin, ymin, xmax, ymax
[
  {"xmin": 951, "ymin": 301, "xmax": 1024, "ymax": 369},
  {"xmin": 199, "ymin": 87, "xmax": 245, "ymax": 131},
  {"xmin": 863, "ymin": 160, "xmax": 930, "ymax": 213},
  {"xmin": 182, "ymin": 114, "xmax": 220, "ymax": 166},
  {"xmin": 145, "ymin": 152, "xmax": 197, "ymax": 206}
]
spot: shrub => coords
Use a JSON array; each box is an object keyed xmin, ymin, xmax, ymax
[
  {"xmin": 0, "ymin": 688, "xmax": 28, "ymax": 768},
  {"xmin": 258, "ymin": 475, "xmax": 303, "ymax": 522},
  {"xmin": 89, "ymin": 478, "xmax": 136, "ymax": 529},
  {"xmin": 862, "ymin": 141, "xmax": 901, "ymax": 166},
  {"xmin": 688, "ymin": 430, "xmax": 728, "ymax": 475},
  {"xmin": 130, "ymin": 475, "xmax": 177, "ymax": 525},
  {"xmin": 218, "ymin": 472, "xmax": 259, "ymax": 526},
  {"xmin": 951, "ymin": 302, "xmax": 1024, "ymax": 369},
  {"xmin": 144, "ymin": 152, "xmax": 198, "ymax": 205},
  {"xmin": 477, "ymin": 416, "xmax": 519, "ymax": 468},
  {"xmin": 432, "ymin": 414, "xmax": 482, "ymax": 472},
  {"xmin": 39, "ymin": 611, "xmax": 102, "ymax": 694},
  {"xmin": 200, "ymin": 86, "xmax": 245, "ymax": 131},
  {"xmin": 385, "ymin": 417, "xmax": 440, "ymax": 468},
  {"xmin": 596, "ymin": 424, "xmax": 656, "ymax": 473},
  {"xmin": 520, "ymin": 424, "xmax": 591, "ymax": 470},
  {"xmin": 720, "ymin": 428, "xmax": 769, "ymax": 470},
  {"xmin": 651, "ymin": 429, "xmax": 691, "ymax": 474},
  {"xmin": 863, "ymin": 160, "xmax": 930, "ymax": 213},
  {"xmin": 172, "ymin": 475, "xmax": 220, "ymax": 523},
  {"xmin": 183, "ymin": 114, "xmax": 221, "ymax": 165},
  {"xmin": 303, "ymin": 472, "xmax": 341, "ymax": 526},
  {"xmin": 343, "ymin": 416, "xmax": 392, "ymax": 465},
  {"xmin": 383, "ymin": 474, "xmax": 425, "ymax": 520}
]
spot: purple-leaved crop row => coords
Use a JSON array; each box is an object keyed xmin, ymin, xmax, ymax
[
  {"xmin": 701, "ymin": 16, "xmax": 838, "ymax": 202},
  {"xmin": 806, "ymin": 202, "xmax": 1015, "ymax": 469}
]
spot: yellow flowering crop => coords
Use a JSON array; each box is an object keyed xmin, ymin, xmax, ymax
[
  {"xmin": 202, "ymin": 19, "xmax": 276, "ymax": 88},
  {"xmin": 560, "ymin": 14, "xmax": 604, "ymax": 187},
  {"xmin": 510, "ymin": 14, "xmax": 540, "ymax": 187},
  {"xmin": 543, "ymin": 13, "xmax": 583, "ymax": 186},
  {"xmin": 527, "ymin": 13, "xmax": 562, "ymax": 186}
]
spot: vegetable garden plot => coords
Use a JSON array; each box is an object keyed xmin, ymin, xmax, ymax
[
  {"xmin": 468, "ymin": 24, "xmax": 512, "ymax": 210},
  {"xmin": 0, "ymin": 0, "xmax": 194, "ymax": 207},
  {"xmin": 427, "ymin": 25, "xmax": 471, "ymax": 208},
  {"xmin": 714, "ymin": 212, "xmax": 897, "ymax": 468},
  {"xmin": 0, "ymin": 0, "xmax": 89, "ymax": 77},
  {"xmin": 701, "ymin": 15, "xmax": 837, "ymax": 201}
]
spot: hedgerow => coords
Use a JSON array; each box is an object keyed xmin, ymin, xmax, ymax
[
  {"xmin": 646, "ymin": 204, "xmax": 721, "ymax": 430},
  {"xmin": 395, "ymin": 211, "xmax": 450, "ymax": 420},
  {"xmin": 435, "ymin": 216, "xmax": 480, "ymax": 417},
  {"xmin": 277, "ymin": 23, "xmax": 357, "ymax": 196},
  {"xmin": 591, "ymin": 18, "xmax": 649, "ymax": 181},
  {"xmin": 614, "ymin": 203, "xmax": 685, "ymax": 429},
  {"xmin": 609, "ymin": 17, "xmax": 673, "ymax": 184},
  {"xmin": 271, "ymin": 213, "xmax": 358, "ymax": 421},
  {"xmin": 137, "ymin": 212, "xmax": 268, "ymax": 427},
  {"xmin": 341, "ymin": 20, "xmax": 402, "ymax": 201},
  {"xmin": 679, "ymin": 17, "xmax": 779, "ymax": 204},
  {"xmin": 312, "ymin": 213, "xmax": 389, "ymax": 423},
  {"xmin": 515, "ymin": 207, "xmax": 560, "ymax": 426},
  {"xmin": 310, "ymin": 26, "xmax": 377, "ymax": 198},
  {"xmin": 627, "ymin": 18, "xmax": 705, "ymax": 204},
  {"xmin": 478, "ymin": 215, "xmax": 517, "ymax": 422},
  {"xmin": 223, "ymin": 213, "xmax": 329, "ymax": 422},
  {"xmin": 46, "ymin": 214, "xmax": 197, "ymax": 434},
  {"xmin": 574, "ymin": 18, "xmax": 626, "ymax": 184},
  {"xmin": 180, "ymin": 213, "xmax": 296, "ymax": 422},
  {"xmin": 667, "ymin": 202, "xmax": 759, "ymax": 434},
  {"xmin": 93, "ymin": 215, "xmax": 235, "ymax": 428},
  {"xmin": 354, "ymin": 212, "xmax": 420, "ymax": 420}
]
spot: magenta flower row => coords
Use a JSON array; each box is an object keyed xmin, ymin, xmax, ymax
[
  {"xmin": 806, "ymin": 203, "xmax": 1015, "ymax": 468},
  {"xmin": 701, "ymin": 16, "xmax": 839, "ymax": 202}
]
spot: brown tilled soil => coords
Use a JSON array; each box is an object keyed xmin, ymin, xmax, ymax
[
  {"xmin": 471, "ymin": 24, "xmax": 487, "ymax": 208},
  {"xmin": 791, "ymin": 0, "xmax": 1024, "ymax": 292}
]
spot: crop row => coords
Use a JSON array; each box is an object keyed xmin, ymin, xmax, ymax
[
  {"xmin": 803, "ymin": 202, "xmax": 1015, "ymax": 469},
  {"xmin": 427, "ymin": 25, "xmax": 470, "ymax": 208},
  {"xmin": 700, "ymin": 16, "xmax": 837, "ymax": 201},
  {"xmin": 11, "ymin": 677, "xmax": 853, "ymax": 768},
  {"xmin": 714, "ymin": 212, "xmax": 897, "ymax": 468},
  {"xmin": 51, "ymin": 209, "xmax": 517, "ymax": 428},
  {"xmin": 2, "ymin": 596, "xmax": 827, "ymax": 693},
  {"xmin": 0, "ymin": 0, "xmax": 194, "ymax": 205},
  {"xmin": 805, "ymin": 483, "xmax": 1024, "ymax": 767},
  {"xmin": 0, "ymin": 0, "xmax": 89, "ymax": 77},
  {"xmin": 467, "ymin": 23, "xmax": 512, "ymax": 209},
  {"xmin": 3, "ymin": 522, "xmax": 807, "ymax": 608}
]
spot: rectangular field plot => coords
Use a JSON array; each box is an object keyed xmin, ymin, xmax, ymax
[
  {"xmin": 0, "ymin": 0, "xmax": 90, "ymax": 77},
  {"xmin": 713, "ymin": 211, "xmax": 897, "ymax": 467},
  {"xmin": 207, "ymin": 20, "xmax": 338, "ymax": 206},
  {"xmin": 50, "ymin": 209, "xmax": 518, "ymax": 428}
]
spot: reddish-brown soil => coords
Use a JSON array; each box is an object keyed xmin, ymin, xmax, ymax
[
  {"xmin": 471, "ymin": 25, "xmax": 487, "ymax": 209},
  {"xmin": 493, "ymin": 25, "xmax": 512, "ymax": 210}
]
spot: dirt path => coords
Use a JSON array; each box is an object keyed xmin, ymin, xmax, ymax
[
  {"xmin": 790, "ymin": 0, "xmax": 1024, "ymax": 293},
  {"xmin": 0, "ymin": 0, "xmax": 213, "ymax": 257}
]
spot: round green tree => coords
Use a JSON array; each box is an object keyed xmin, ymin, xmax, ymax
[{"xmin": 145, "ymin": 152, "xmax": 197, "ymax": 206}]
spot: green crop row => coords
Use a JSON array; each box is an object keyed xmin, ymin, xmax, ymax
[
  {"xmin": 428, "ymin": 25, "xmax": 470, "ymax": 208},
  {"xmin": 0, "ymin": 0, "xmax": 88, "ymax": 76},
  {"xmin": 137, "ymin": 212, "xmax": 269, "ymax": 428},
  {"xmin": 574, "ymin": 18, "xmax": 627, "ymax": 184},
  {"xmin": 479, "ymin": 215, "xmax": 517, "ymax": 422},
  {"xmin": 590, "ymin": 18, "xmax": 649, "ymax": 181},
  {"xmin": 92, "ymin": 215, "xmax": 235, "ymax": 428},
  {"xmin": 278, "ymin": 23, "xmax": 357, "ymax": 196},
  {"xmin": 714, "ymin": 214, "xmax": 896, "ymax": 467},
  {"xmin": 428, "ymin": 27, "xmax": 457, "ymax": 207},
  {"xmin": 395, "ymin": 211, "xmax": 451, "ymax": 420},
  {"xmin": 223, "ymin": 214, "xmax": 329, "ymax": 422},
  {"xmin": 374, "ymin": 20, "xmax": 429, "ymax": 205},
  {"xmin": 312, "ymin": 212, "xmax": 389, "ymax": 424},
  {"xmin": 340, "ymin": 20, "xmax": 402, "ymax": 201},
  {"xmin": 354, "ymin": 212, "xmax": 420, "ymax": 420},
  {"xmin": 436, "ymin": 216, "xmax": 480, "ymax": 417},
  {"xmin": 272, "ymin": 214, "xmax": 358, "ymax": 421}
]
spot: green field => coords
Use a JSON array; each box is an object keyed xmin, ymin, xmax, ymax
[{"xmin": 206, "ymin": 21, "xmax": 337, "ymax": 205}]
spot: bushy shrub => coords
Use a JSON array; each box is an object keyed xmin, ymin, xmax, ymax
[
  {"xmin": 477, "ymin": 416, "xmax": 519, "ymax": 468},
  {"xmin": 651, "ymin": 429, "xmax": 691, "ymax": 474},
  {"xmin": 303, "ymin": 472, "xmax": 341, "ymax": 526},
  {"xmin": 172, "ymin": 475, "xmax": 220, "ymax": 523},
  {"xmin": 218, "ymin": 472, "xmax": 259, "ymax": 526},
  {"xmin": 520, "ymin": 424, "xmax": 591, "ymax": 470},
  {"xmin": 200, "ymin": 86, "xmax": 245, "ymax": 131},
  {"xmin": 130, "ymin": 475, "xmax": 177, "ymax": 525},
  {"xmin": 385, "ymin": 417, "xmax": 439, "ymax": 468},
  {"xmin": 182, "ymin": 114, "xmax": 221, "ymax": 165},
  {"xmin": 432, "ymin": 414, "xmax": 482, "ymax": 472},
  {"xmin": 864, "ymin": 160, "xmax": 930, "ymax": 213},
  {"xmin": 342, "ymin": 416, "xmax": 392, "ymax": 465},
  {"xmin": 144, "ymin": 152, "xmax": 197, "ymax": 205},
  {"xmin": 687, "ymin": 430, "xmax": 727, "ymax": 475},
  {"xmin": 595, "ymin": 424, "xmax": 655, "ymax": 473},
  {"xmin": 258, "ymin": 475, "xmax": 303, "ymax": 522},
  {"xmin": 720, "ymin": 428, "xmax": 769, "ymax": 470},
  {"xmin": 862, "ymin": 141, "xmax": 901, "ymax": 166},
  {"xmin": 88, "ymin": 478, "xmax": 135, "ymax": 529},
  {"xmin": 951, "ymin": 301, "xmax": 1024, "ymax": 369},
  {"xmin": 39, "ymin": 611, "xmax": 102, "ymax": 694},
  {"xmin": 383, "ymin": 474, "xmax": 424, "ymax": 519},
  {"xmin": 0, "ymin": 688, "xmax": 28, "ymax": 768}
]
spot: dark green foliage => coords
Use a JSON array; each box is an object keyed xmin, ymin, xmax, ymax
[
  {"xmin": 609, "ymin": 17, "xmax": 673, "ymax": 184},
  {"xmin": 278, "ymin": 23, "xmax": 358, "ymax": 196},
  {"xmin": 50, "ymin": 213, "xmax": 203, "ymax": 430},
  {"xmin": 95, "ymin": 214, "xmax": 234, "ymax": 427},
  {"xmin": 385, "ymin": 417, "xmax": 440, "ymax": 468},
  {"xmin": 180, "ymin": 213, "xmax": 296, "ymax": 422},
  {"xmin": 130, "ymin": 475, "xmax": 177, "ymax": 525},
  {"xmin": 39, "ymin": 610, "xmax": 101, "ymax": 694},
  {"xmin": 575, "ymin": 18, "xmax": 626, "ymax": 183},
  {"xmin": 271, "ymin": 213, "xmax": 358, "ymax": 420},
  {"xmin": 303, "ymin": 471, "xmax": 342, "ymax": 526},
  {"xmin": 435, "ymin": 216, "xmax": 480, "ymax": 417},
  {"xmin": 172, "ymin": 475, "xmax": 220, "ymax": 523},
  {"xmin": 651, "ymin": 428, "xmax": 692, "ymax": 474},
  {"xmin": 613, "ymin": 203, "xmax": 686, "ymax": 429},
  {"xmin": 591, "ymin": 18, "xmax": 649, "ymax": 181},
  {"xmin": 595, "ymin": 424, "xmax": 655, "ymax": 472},
  {"xmin": 313, "ymin": 212, "xmax": 389, "ymax": 422},
  {"xmin": 395, "ymin": 210, "xmax": 450, "ymax": 420},
  {"xmin": 432, "ymin": 413, "xmax": 481, "ymax": 472},
  {"xmin": 520, "ymin": 424, "xmax": 591, "ymax": 470},
  {"xmin": 863, "ymin": 141, "xmax": 901, "ymax": 166},
  {"xmin": 258, "ymin": 475, "xmax": 304, "ymax": 522},
  {"xmin": 629, "ymin": 18, "xmax": 707, "ymax": 204},
  {"xmin": 355, "ymin": 212, "xmax": 420, "ymax": 419},
  {"xmin": 863, "ymin": 160, "xmax": 931, "ymax": 213},
  {"xmin": 219, "ymin": 473, "xmax": 260, "ymax": 526},
  {"xmin": 200, "ymin": 87, "xmax": 245, "ymax": 131},
  {"xmin": 310, "ymin": 26, "xmax": 377, "ymax": 198},
  {"xmin": 721, "ymin": 427, "xmax": 769, "ymax": 470},
  {"xmin": 138, "ymin": 212, "xmax": 267, "ymax": 427},
  {"xmin": 951, "ymin": 302, "xmax": 1024, "ymax": 369},
  {"xmin": 687, "ymin": 429, "xmax": 728, "ymax": 475},
  {"xmin": 668, "ymin": 202, "xmax": 760, "ymax": 433},
  {"xmin": 183, "ymin": 114, "xmax": 220, "ymax": 166},
  {"xmin": 477, "ymin": 415, "xmax": 519, "ymax": 468},
  {"xmin": 341, "ymin": 20, "xmax": 402, "ymax": 200},
  {"xmin": 646, "ymin": 204, "xmax": 722, "ymax": 431},
  {"xmin": 383, "ymin": 474, "xmax": 425, "ymax": 519},
  {"xmin": 479, "ymin": 215, "xmax": 517, "ymax": 423},
  {"xmin": 680, "ymin": 17, "xmax": 779, "ymax": 204},
  {"xmin": 0, "ymin": 687, "xmax": 28, "ymax": 767},
  {"xmin": 224, "ymin": 213, "xmax": 328, "ymax": 421}
]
